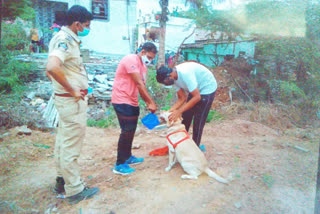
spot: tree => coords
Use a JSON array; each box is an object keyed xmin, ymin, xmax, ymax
[
  {"xmin": 158, "ymin": 0, "xmax": 169, "ymax": 67},
  {"xmin": 0, "ymin": 0, "xmax": 35, "ymax": 50},
  {"xmin": 0, "ymin": 0, "xmax": 3, "ymax": 50},
  {"xmin": 157, "ymin": 0, "xmax": 204, "ymax": 67},
  {"xmin": 2, "ymin": 0, "xmax": 34, "ymax": 20}
]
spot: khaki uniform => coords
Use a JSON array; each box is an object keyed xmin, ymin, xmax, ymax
[{"xmin": 48, "ymin": 26, "xmax": 88, "ymax": 197}]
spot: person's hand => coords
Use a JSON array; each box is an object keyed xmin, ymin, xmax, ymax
[
  {"xmin": 147, "ymin": 102, "xmax": 157, "ymax": 113},
  {"xmin": 169, "ymin": 109, "xmax": 182, "ymax": 122},
  {"xmin": 70, "ymin": 87, "xmax": 84, "ymax": 102}
]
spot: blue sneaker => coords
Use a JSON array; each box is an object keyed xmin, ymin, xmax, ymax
[
  {"xmin": 125, "ymin": 156, "xmax": 144, "ymax": 165},
  {"xmin": 199, "ymin": 145, "xmax": 206, "ymax": 152},
  {"xmin": 112, "ymin": 163, "xmax": 135, "ymax": 175}
]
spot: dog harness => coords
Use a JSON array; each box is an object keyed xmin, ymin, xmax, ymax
[{"xmin": 166, "ymin": 130, "xmax": 190, "ymax": 149}]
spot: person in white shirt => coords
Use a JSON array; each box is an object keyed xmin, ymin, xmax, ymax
[{"xmin": 156, "ymin": 61, "xmax": 217, "ymax": 148}]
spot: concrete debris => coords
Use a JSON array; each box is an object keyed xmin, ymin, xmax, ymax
[
  {"xmin": 16, "ymin": 125, "xmax": 32, "ymax": 135},
  {"xmin": 234, "ymin": 202, "xmax": 242, "ymax": 209},
  {"xmin": 132, "ymin": 144, "xmax": 141, "ymax": 149},
  {"xmin": 16, "ymin": 53, "xmax": 123, "ymax": 128}
]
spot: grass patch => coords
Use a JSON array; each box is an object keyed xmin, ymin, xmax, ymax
[{"xmin": 206, "ymin": 110, "xmax": 224, "ymax": 123}]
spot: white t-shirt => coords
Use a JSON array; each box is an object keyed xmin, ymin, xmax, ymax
[{"xmin": 174, "ymin": 62, "xmax": 217, "ymax": 95}]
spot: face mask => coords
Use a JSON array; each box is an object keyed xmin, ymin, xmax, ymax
[
  {"xmin": 53, "ymin": 27, "xmax": 60, "ymax": 32},
  {"xmin": 77, "ymin": 23, "xmax": 90, "ymax": 37},
  {"xmin": 163, "ymin": 77, "xmax": 174, "ymax": 86},
  {"xmin": 141, "ymin": 55, "xmax": 152, "ymax": 66}
]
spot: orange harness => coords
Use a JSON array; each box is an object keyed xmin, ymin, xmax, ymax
[{"xmin": 166, "ymin": 130, "xmax": 190, "ymax": 149}]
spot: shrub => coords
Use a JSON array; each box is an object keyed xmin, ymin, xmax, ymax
[
  {"xmin": 269, "ymin": 80, "xmax": 306, "ymax": 104},
  {"xmin": 206, "ymin": 110, "xmax": 224, "ymax": 123},
  {"xmin": 87, "ymin": 107, "xmax": 118, "ymax": 128},
  {"xmin": 2, "ymin": 21, "xmax": 30, "ymax": 51},
  {"xmin": 140, "ymin": 67, "xmax": 176, "ymax": 116},
  {"xmin": 0, "ymin": 51, "xmax": 36, "ymax": 93}
]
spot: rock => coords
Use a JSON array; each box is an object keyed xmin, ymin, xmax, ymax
[
  {"xmin": 16, "ymin": 125, "xmax": 32, "ymax": 135},
  {"xmin": 234, "ymin": 202, "xmax": 242, "ymax": 209},
  {"xmin": 30, "ymin": 98, "xmax": 44, "ymax": 106},
  {"xmin": 132, "ymin": 144, "xmax": 141, "ymax": 149},
  {"xmin": 94, "ymin": 74, "xmax": 108, "ymax": 83},
  {"xmin": 0, "ymin": 147, "xmax": 11, "ymax": 161},
  {"xmin": 26, "ymin": 92, "xmax": 36, "ymax": 100}
]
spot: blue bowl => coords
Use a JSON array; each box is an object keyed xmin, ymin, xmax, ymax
[{"xmin": 141, "ymin": 113, "xmax": 160, "ymax": 130}]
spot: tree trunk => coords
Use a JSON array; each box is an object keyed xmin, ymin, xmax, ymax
[
  {"xmin": 315, "ymin": 143, "xmax": 320, "ymax": 214},
  {"xmin": 157, "ymin": 0, "xmax": 168, "ymax": 68},
  {"xmin": 0, "ymin": 0, "xmax": 3, "ymax": 51}
]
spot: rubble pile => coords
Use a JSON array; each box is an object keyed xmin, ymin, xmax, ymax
[{"xmin": 13, "ymin": 52, "xmax": 123, "ymax": 128}]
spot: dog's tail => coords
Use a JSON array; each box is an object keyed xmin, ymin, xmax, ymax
[{"xmin": 205, "ymin": 168, "xmax": 228, "ymax": 184}]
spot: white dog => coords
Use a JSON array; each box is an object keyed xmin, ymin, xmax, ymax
[{"xmin": 160, "ymin": 111, "xmax": 228, "ymax": 183}]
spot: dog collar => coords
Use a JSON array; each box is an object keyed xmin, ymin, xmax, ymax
[{"xmin": 166, "ymin": 130, "xmax": 190, "ymax": 149}]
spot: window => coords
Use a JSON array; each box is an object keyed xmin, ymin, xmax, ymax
[{"xmin": 92, "ymin": 0, "xmax": 109, "ymax": 20}]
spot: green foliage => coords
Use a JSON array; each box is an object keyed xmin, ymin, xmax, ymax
[
  {"xmin": 87, "ymin": 107, "xmax": 118, "ymax": 128},
  {"xmin": 141, "ymin": 67, "xmax": 176, "ymax": 116},
  {"xmin": 255, "ymin": 37, "xmax": 320, "ymax": 103},
  {"xmin": 262, "ymin": 173, "xmax": 274, "ymax": 188},
  {"xmin": 306, "ymin": 1, "xmax": 320, "ymax": 41},
  {"xmin": 2, "ymin": 0, "xmax": 35, "ymax": 20},
  {"xmin": 0, "ymin": 20, "xmax": 35, "ymax": 93},
  {"xmin": 268, "ymin": 80, "xmax": 306, "ymax": 104},
  {"xmin": 0, "ymin": 51, "xmax": 36, "ymax": 93},
  {"xmin": 206, "ymin": 110, "xmax": 224, "ymax": 123},
  {"xmin": 2, "ymin": 21, "xmax": 29, "ymax": 51}
]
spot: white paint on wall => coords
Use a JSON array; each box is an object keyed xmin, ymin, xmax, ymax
[
  {"xmin": 138, "ymin": 15, "xmax": 196, "ymax": 52},
  {"xmin": 48, "ymin": 0, "xmax": 137, "ymax": 55}
]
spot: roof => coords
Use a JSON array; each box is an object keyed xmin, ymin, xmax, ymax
[{"xmin": 181, "ymin": 39, "xmax": 256, "ymax": 49}]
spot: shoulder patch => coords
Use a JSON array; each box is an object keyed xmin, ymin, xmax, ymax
[
  {"xmin": 66, "ymin": 36, "xmax": 73, "ymax": 42},
  {"xmin": 58, "ymin": 42, "xmax": 68, "ymax": 52}
]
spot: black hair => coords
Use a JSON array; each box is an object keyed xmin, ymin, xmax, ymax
[
  {"xmin": 66, "ymin": 5, "xmax": 93, "ymax": 26},
  {"xmin": 142, "ymin": 42, "xmax": 158, "ymax": 54},
  {"xmin": 54, "ymin": 11, "xmax": 67, "ymax": 26},
  {"xmin": 156, "ymin": 66, "xmax": 172, "ymax": 83}
]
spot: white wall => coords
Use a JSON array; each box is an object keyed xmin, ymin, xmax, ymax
[
  {"xmin": 138, "ymin": 16, "xmax": 196, "ymax": 52},
  {"xmin": 49, "ymin": 0, "xmax": 137, "ymax": 55}
]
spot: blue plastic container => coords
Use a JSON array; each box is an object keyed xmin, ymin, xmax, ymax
[
  {"xmin": 88, "ymin": 87, "xmax": 93, "ymax": 94},
  {"xmin": 141, "ymin": 113, "xmax": 160, "ymax": 130}
]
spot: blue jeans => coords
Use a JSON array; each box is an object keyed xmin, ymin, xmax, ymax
[
  {"xmin": 112, "ymin": 104, "xmax": 140, "ymax": 165},
  {"xmin": 182, "ymin": 92, "xmax": 215, "ymax": 146}
]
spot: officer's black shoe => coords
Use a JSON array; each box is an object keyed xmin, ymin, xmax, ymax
[
  {"xmin": 67, "ymin": 187, "xmax": 100, "ymax": 205},
  {"xmin": 53, "ymin": 176, "xmax": 65, "ymax": 194}
]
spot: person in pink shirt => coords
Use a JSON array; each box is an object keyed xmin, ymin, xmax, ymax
[{"xmin": 111, "ymin": 42, "xmax": 158, "ymax": 175}]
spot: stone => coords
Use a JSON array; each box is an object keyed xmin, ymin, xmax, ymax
[{"xmin": 16, "ymin": 125, "xmax": 32, "ymax": 135}]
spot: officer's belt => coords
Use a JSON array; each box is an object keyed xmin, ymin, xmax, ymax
[{"xmin": 55, "ymin": 89, "xmax": 88, "ymax": 97}]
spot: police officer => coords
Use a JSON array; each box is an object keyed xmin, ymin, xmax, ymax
[{"xmin": 46, "ymin": 5, "xmax": 99, "ymax": 204}]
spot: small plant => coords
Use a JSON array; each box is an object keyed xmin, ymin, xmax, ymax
[
  {"xmin": 206, "ymin": 110, "xmax": 224, "ymax": 123},
  {"xmin": 87, "ymin": 107, "xmax": 118, "ymax": 128},
  {"xmin": 262, "ymin": 173, "xmax": 274, "ymax": 188}
]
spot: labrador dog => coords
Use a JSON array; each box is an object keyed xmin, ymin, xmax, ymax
[{"xmin": 160, "ymin": 111, "xmax": 228, "ymax": 183}]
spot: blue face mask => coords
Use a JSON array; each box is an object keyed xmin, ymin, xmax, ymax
[
  {"xmin": 77, "ymin": 23, "xmax": 90, "ymax": 37},
  {"xmin": 53, "ymin": 27, "xmax": 60, "ymax": 32}
]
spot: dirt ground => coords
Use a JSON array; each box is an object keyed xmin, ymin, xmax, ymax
[{"xmin": 0, "ymin": 112, "xmax": 319, "ymax": 214}]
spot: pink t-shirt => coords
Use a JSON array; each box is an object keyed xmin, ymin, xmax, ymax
[{"xmin": 111, "ymin": 54, "xmax": 147, "ymax": 106}]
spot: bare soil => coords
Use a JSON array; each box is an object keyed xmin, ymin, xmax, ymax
[{"xmin": 0, "ymin": 114, "xmax": 319, "ymax": 214}]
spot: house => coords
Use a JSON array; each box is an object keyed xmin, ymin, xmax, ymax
[
  {"xmin": 137, "ymin": 14, "xmax": 196, "ymax": 52},
  {"xmin": 180, "ymin": 29, "xmax": 256, "ymax": 68},
  {"xmin": 33, "ymin": 0, "xmax": 137, "ymax": 55}
]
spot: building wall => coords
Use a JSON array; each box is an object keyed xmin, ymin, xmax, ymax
[
  {"xmin": 38, "ymin": 0, "xmax": 137, "ymax": 55},
  {"xmin": 138, "ymin": 16, "xmax": 195, "ymax": 52},
  {"xmin": 183, "ymin": 40, "xmax": 256, "ymax": 68}
]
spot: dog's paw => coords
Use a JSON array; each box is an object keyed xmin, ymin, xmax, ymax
[
  {"xmin": 165, "ymin": 166, "xmax": 171, "ymax": 171},
  {"xmin": 181, "ymin": 174, "xmax": 198, "ymax": 180}
]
